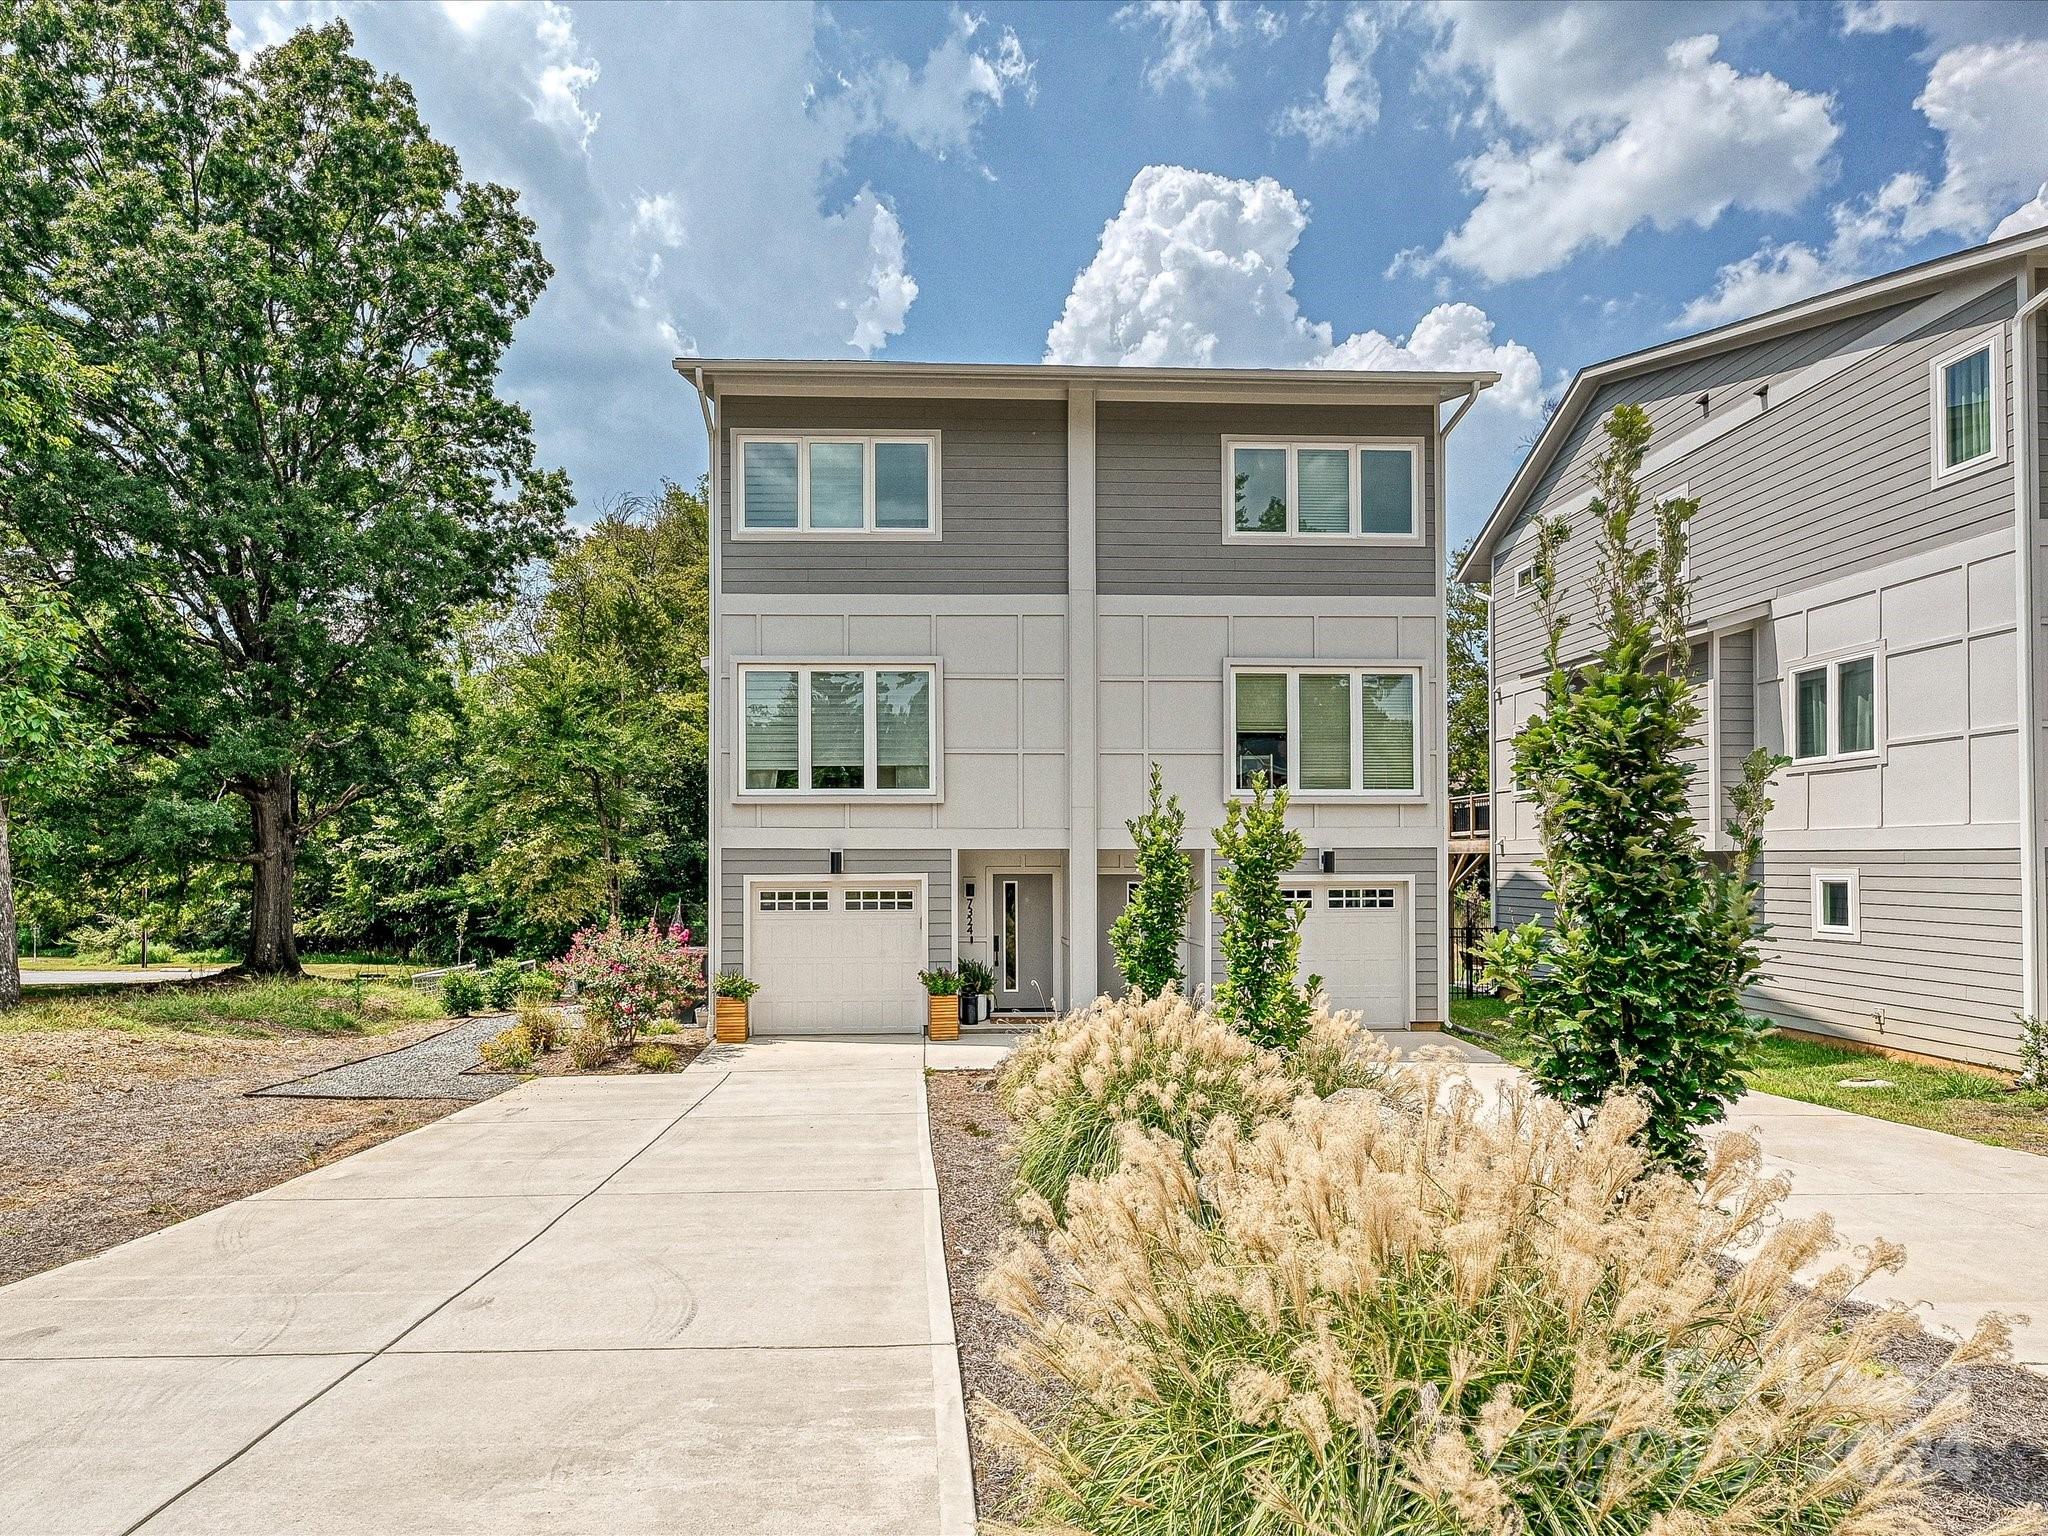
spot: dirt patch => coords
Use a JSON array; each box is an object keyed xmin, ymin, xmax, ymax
[
  {"xmin": 926, "ymin": 1068, "xmax": 1065, "ymax": 1523},
  {"xmin": 0, "ymin": 1019, "xmax": 461, "ymax": 1285},
  {"xmin": 522, "ymin": 1022, "xmax": 710, "ymax": 1076}
]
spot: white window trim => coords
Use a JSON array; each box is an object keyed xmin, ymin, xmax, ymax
[
  {"xmin": 1927, "ymin": 329, "xmax": 2005, "ymax": 488},
  {"xmin": 734, "ymin": 658, "xmax": 943, "ymax": 802},
  {"xmin": 1783, "ymin": 646, "xmax": 1885, "ymax": 769},
  {"xmin": 1513, "ymin": 563, "xmax": 1536, "ymax": 594},
  {"xmin": 732, "ymin": 431, "xmax": 942, "ymax": 539},
  {"xmin": 1223, "ymin": 662, "xmax": 1426, "ymax": 801},
  {"xmin": 1811, "ymin": 868, "xmax": 1860, "ymax": 941},
  {"xmin": 1220, "ymin": 437, "xmax": 1424, "ymax": 545}
]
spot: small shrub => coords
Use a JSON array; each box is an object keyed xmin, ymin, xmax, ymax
[
  {"xmin": 919, "ymin": 967, "xmax": 963, "ymax": 995},
  {"xmin": 981, "ymin": 1083, "xmax": 2027, "ymax": 1536},
  {"xmin": 712, "ymin": 970, "xmax": 759, "ymax": 1001},
  {"xmin": 439, "ymin": 969, "xmax": 485, "ymax": 1015},
  {"xmin": 568, "ymin": 1019, "xmax": 612, "ymax": 1070},
  {"xmin": 515, "ymin": 968, "xmax": 558, "ymax": 1002},
  {"xmin": 634, "ymin": 1043, "xmax": 679, "ymax": 1072},
  {"xmin": 957, "ymin": 958, "xmax": 996, "ymax": 998},
  {"xmin": 478, "ymin": 1025, "xmax": 534, "ymax": 1072},
  {"xmin": 1109, "ymin": 762, "xmax": 1191, "ymax": 996},
  {"xmin": 996, "ymin": 989, "xmax": 1303, "ymax": 1216},
  {"xmin": 481, "ymin": 961, "xmax": 523, "ymax": 1012},
  {"xmin": 2018, "ymin": 1013, "xmax": 2048, "ymax": 1090},
  {"xmin": 549, "ymin": 920, "xmax": 701, "ymax": 1049},
  {"xmin": 517, "ymin": 996, "xmax": 559, "ymax": 1053}
]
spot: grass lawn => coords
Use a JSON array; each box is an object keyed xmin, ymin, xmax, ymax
[
  {"xmin": 1447, "ymin": 994, "xmax": 2048, "ymax": 1157},
  {"xmin": 3, "ymin": 975, "xmax": 446, "ymax": 1040}
]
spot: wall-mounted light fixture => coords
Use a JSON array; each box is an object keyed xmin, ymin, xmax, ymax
[
  {"xmin": 829, "ymin": 849, "xmax": 843, "ymax": 875},
  {"xmin": 1320, "ymin": 849, "xmax": 1336, "ymax": 875}
]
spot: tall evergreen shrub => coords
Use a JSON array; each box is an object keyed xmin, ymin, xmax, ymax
[
  {"xmin": 1109, "ymin": 763, "xmax": 1191, "ymax": 996},
  {"xmin": 1212, "ymin": 774, "xmax": 1312, "ymax": 1049},
  {"xmin": 1484, "ymin": 405, "xmax": 1783, "ymax": 1167}
]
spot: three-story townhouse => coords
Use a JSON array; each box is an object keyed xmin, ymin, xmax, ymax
[
  {"xmin": 679, "ymin": 360, "xmax": 1496, "ymax": 1034},
  {"xmin": 1461, "ymin": 226, "xmax": 2048, "ymax": 1070}
]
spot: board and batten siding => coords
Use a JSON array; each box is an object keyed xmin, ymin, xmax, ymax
[
  {"xmin": 716, "ymin": 395, "xmax": 1067, "ymax": 595},
  {"xmin": 1206, "ymin": 845, "xmax": 1442, "ymax": 1022},
  {"xmin": 718, "ymin": 848, "xmax": 953, "ymax": 975},
  {"xmin": 1096, "ymin": 402, "xmax": 1439, "ymax": 598},
  {"xmin": 1752, "ymin": 847, "xmax": 2023, "ymax": 1067},
  {"xmin": 1490, "ymin": 281, "xmax": 2018, "ymax": 677}
]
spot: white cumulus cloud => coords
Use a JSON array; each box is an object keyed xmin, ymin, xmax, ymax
[
  {"xmin": 1275, "ymin": 6, "xmax": 1380, "ymax": 148},
  {"xmin": 1405, "ymin": 5, "xmax": 1841, "ymax": 283},
  {"xmin": 1044, "ymin": 165, "xmax": 1548, "ymax": 538}
]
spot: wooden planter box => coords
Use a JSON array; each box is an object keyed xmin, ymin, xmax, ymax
[
  {"xmin": 714, "ymin": 997, "xmax": 749, "ymax": 1044},
  {"xmin": 926, "ymin": 993, "xmax": 960, "ymax": 1041}
]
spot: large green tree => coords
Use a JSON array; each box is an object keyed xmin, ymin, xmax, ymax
[
  {"xmin": 1446, "ymin": 538, "xmax": 1489, "ymax": 795},
  {"xmin": 0, "ymin": 3, "xmax": 570, "ymax": 973}
]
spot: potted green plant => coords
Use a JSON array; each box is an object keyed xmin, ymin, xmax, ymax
[
  {"xmin": 958, "ymin": 958, "xmax": 996, "ymax": 1025},
  {"xmin": 918, "ymin": 967, "xmax": 963, "ymax": 1041},
  {"xmin": 712, "ymin": 971, "xmax": 759, "ymax": 1043}
]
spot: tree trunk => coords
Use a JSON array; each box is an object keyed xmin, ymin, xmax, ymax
[
  {"xmin": 0, "ymin": 794, "xmax": 18, "ymax": 1011},
  {"xmin": 243, "ymin": 772, "xmax": 302, "ymax": 976}
]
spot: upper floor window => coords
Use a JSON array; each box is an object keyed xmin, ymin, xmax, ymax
[
  {"xmin": 1223, "ymin": 440, "xmax": 1420, "ymax": 541},
  {"xmin": 1229, "ymin": 667, "xmax": 1420, "ymax": 795},
  {"xmin": 741, "ymin": 663, "xmax": 935, "ymax": 796},
  {"xmin": 1929, "ymin": 332, "xmax": 2003, "ymax": 485},
  {"xmin": 735, "ymin": 433, "xmax": 938, "ymax": 536},
  {"xmin": 1790, "ymin": 653, "xmax": 1877, "ymax": 763}
]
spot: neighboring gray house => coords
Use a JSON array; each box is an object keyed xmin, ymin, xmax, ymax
[
  {"xmin": 1460, "ymin": 227, "xmax": 2048, "ymax": 1070},
  {"xmin": 679, "ymin": 360, "xmax": 1497, "ymax": 1034}
]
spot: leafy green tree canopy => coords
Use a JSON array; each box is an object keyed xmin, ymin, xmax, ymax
[
  {"xmin": 1483, "ymin": 404, "xmax": 1781, "ymax": 1168},
  {"xmin": 1109, "ymin": 762, "xmax": 1190, "ymax": 997},
  {"xmin": 0, "ymin": 2, "xmax": 570, "ymax": 973}
]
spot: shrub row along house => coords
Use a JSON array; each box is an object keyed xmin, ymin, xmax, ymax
[
  {"xmin": 1462, "ymin": 225, "xmax": 2048, "ymax": 1070},
  {"xmin": 679, "ymin": 360, "xmax": 1496, "ymax": 1034}
]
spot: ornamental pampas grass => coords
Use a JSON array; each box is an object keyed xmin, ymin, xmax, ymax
[{"xmin": 979, "ymin": 1077, "xmax": 2044, "ymax": 1536}]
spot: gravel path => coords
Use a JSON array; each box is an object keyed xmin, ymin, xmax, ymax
[{"xmin": 253, "ymin": 1015, "xmax": 525, "ymax": 1101}]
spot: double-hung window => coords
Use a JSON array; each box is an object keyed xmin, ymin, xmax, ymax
[
  {"xmin": 1229, "ymin": 667, "xmax": 1420, "ymax": 795},
  {"xmin": 1929, "ymin": 332, "xmax": 2003, "ymax": 485},
  {"xmin": 1224, "ymin": 440, "xmax": 1420, "ymax": 540},
  {"xmin": 741, "ymin": 663, "xmax": 937, "ymax": 796},
  {"xmin": 735, "ymin": 432, "xmax": 938, "ymax": 535},
  {"xmin": 1789, "ymin": 654, "xmax": 1877, "ymax": 763}
]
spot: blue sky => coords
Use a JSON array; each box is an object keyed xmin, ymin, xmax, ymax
[{"xmin": 227, "ymin": 0, "xmax": 2048, "ymax": 546}]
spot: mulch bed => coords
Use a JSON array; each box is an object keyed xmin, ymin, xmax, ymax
[
  {"xmin": 928, "ymin": 1067, "xmax": 2048, "ymax": 1532},
  {"xmin": 0, "ymin": 1018, "xmax": 462, "ymax": 1286},
  {"xmin": 926, "ymin": 1068, "xmax": 1065, "ymax": 1522}
]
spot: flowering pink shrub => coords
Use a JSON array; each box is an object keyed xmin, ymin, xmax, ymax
[{"xmin": 548, "ymin": 920, "xmax": 703, "ymax": 1048}]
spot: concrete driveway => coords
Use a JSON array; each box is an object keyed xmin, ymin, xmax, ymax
[{"xmin": 0, "ymin": 1036, "xmax": 972, "ymax": 1536}]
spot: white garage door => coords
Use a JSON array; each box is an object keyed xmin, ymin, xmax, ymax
[
  {"xmin": 1287, "ymin": 883, "xmax": 1409, "ymax": 1028},
  {"xmin": 747, "ymin": 882, "xmax": 927, "ymax": 1035}
]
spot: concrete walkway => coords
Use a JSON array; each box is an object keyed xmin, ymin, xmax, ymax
[{"xmin": 0, "ymin": 1036, "xmax": 972, "ymax": 1536}]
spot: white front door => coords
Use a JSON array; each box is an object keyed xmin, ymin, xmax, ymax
[
  {"xmin": 746, "ymin": 880, "xmax": 927, "ymax": 1035},
  {"xmin": 1289, "ymin": 882, "xmax": 1410, "ymax": 1028}
]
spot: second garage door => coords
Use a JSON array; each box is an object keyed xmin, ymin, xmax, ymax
[
  {"xmin": 1288, "ymin": 883, "xmax": 1409, "ymax": 1028},
  {"xmin": 746, "ymin": 881, "xmax": 928, "ymax": 1035}
]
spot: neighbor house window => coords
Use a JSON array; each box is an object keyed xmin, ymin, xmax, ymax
[
  {"xmin": 741, "ymin": 663, "xmax": 936, "ymax": 795},
  {"xmin": 1812, "ymin": 870, "xmax": 1858, "ymax": 940},
  {"xmin": 735, "ymin": 433, "xmax": 938, "ymax": 534},
  {"xmin": 1224, "ymin": 440, "xmax": 1420, "ymax": 539},
  {"xmin": 1930, "ymin": 333, "xmax": 2003, "ymax": 483},
  {"xmin": 1790, "ymin": 654, "xmax": 1878, "ymax": 763},
  {"xmin": 1514, "ymin": 564, "xmax": 1536, "ymax": 594},
  {"xmin": 1229, "ymin": 667, "xmax": 1420, "ymax": 795}
]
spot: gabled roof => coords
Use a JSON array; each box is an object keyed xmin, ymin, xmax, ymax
[
  {"xmin": 678, "ymin": 357, "xmax": 1496, "ymax": 406},
  {"xmin": 1455, "ymin": 223, "xmax": 2048, "ymax": 583}
]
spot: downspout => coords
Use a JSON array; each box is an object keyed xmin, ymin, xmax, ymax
[
  {"xmin": 688, "ymin": 365, "xmax": 720, "ymax": 987},
  {"xmin": 2014, "ymin": 279, "xmax": 2047, "ymax": 1029}
]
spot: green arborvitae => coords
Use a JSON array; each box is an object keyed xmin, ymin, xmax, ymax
[
  {"xmin": 1212, "ymin": 773, "xmax": 1311, "ymax": 1050},
  {"xmin": 1483, "ymin": 404, "xmax": 1785, "ymax": 1169},
  {"xmin": 1109, "ymin": 763, "xmax": 1191, "ymax": 998}
]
